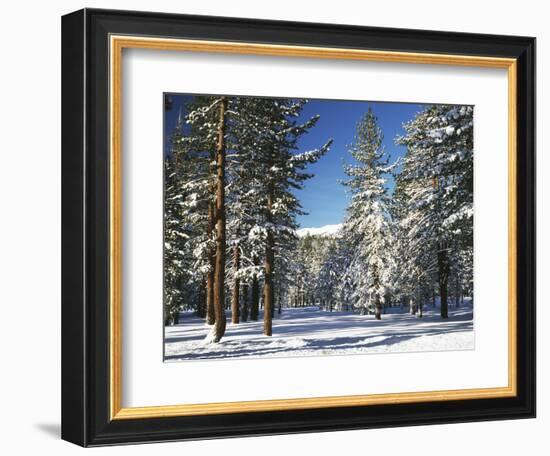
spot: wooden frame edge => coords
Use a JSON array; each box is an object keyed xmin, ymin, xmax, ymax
[
  {"xmin": 112, "ymin": 386, "xmax": 516, "ymax": 420},
  {"xmin": 109, "ymin": 35, "xmax": 518, "ymax": 421},
  {"xmin": 507, "ymin": 61, "xmax": 518, "ymax": 397},
  {"xmin": 110, "ymin": 35, "xmax": 123, "ymax": 420}
]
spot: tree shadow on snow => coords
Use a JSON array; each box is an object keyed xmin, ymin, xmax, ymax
[
  {"xmin": 165, "ymin": 307, "xmax": 473, "ymax": 346},
  {"xmin": 164, "ymin": 322, "xmax": 472, "ymax": 361}
]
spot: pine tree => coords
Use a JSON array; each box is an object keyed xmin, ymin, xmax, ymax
[
  {"xmin": 164, "ymin": 108, "xmax": 210, "ymax": 324},
  {"xmin": 254, "ymin": 99, "xmax": 332, "ymax": 335},
  {"xmin": 341, "ymin": 108, "xmax": 394, "ymax": 319},
  {"xmin": 175, "ymin": 96, "xmax": 222, "ymax": 324},
  {"xmin": 182, "ymin": 96, "xmax": 231, "ymax": 341},
  {"xmin": 396, "ymin": 105, "xmax": 474, "ymax": 318}
]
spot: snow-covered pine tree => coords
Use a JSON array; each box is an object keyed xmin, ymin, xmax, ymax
[
  {"xmin": 176, "ymin": 96, "xmax": 223, "ymax": 324},
  {"xmin": 181, "ymin": 96, "xmax": 333, "ymax": 337},
  {"xmin": 225, "ymin": 97, "xmax": 273, "ymax": 325},
  {"xmin": 218, "ymin": 96, "xmax": 332, "ymax": 334},
  {"xmin": 291, "ymin": 233, "xmax": 340, "ymax": 310},
  {"xmin": 164, "ymin": 154, "xmax": 188, "ymax": 325},
  {"xmin": 258, "ymin": 99, "xmax": 332, "ymax": 335},
  {"xmin": 391, "ymin": 156, "xmax": 432, "ymax": 317},
  {"xmin": 164, "ymin": 107, "xmax": 211, "ymax": 323},
  {"xmin": 396, "ymin": 104, "xmax": 474, "ymax": 318},
  {"xmin": 313, "ymin": 236, "xmax": 341, "ymax": 311},
  {"xmin": 341, "ymin": 108, "xmax": 394, "ymax": 319},
  {"xmin": 183, "ymin": 96, "xmax": 232, "ymax": 342}
]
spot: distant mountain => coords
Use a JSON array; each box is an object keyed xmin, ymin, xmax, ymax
[{"xmin": 297, "ymin": 223, "xmax": 342, "ymax": 238}]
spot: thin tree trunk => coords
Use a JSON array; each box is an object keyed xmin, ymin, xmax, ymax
[
  {"xmin": 206, "ymin": 150, "xmax": 216, "ymax": 325},
  {"xmin": 438, "ymin": 242, "xmax": 450, "ymax": 319},
  {"xmin": 263, "ymin": 185, "xmax": 274, "ymax": 336},
  {"xmin": 374, "ymin": 296, "xmax": 382, "ymax": 320},
  {"xmin": 250, "ymin": 260, "xmax": 260, "ymax": 321},
  {"xmin": 263, "ymin": 238, "xmax": 274, "ymax": 335},
  {"xmin": 241, "ymin": 284, "xmax": 249, "ymax": 322},
  {"xmin": 197, "ymin": 278, "xmax": 206, "ymax": 318},
  {"xmin": 211, "ymin": 97, "xmax": 228, "ymax": 342},
  {"xmin": 231, "ymin": 243, "xmax": 240, "ymax": 324}
]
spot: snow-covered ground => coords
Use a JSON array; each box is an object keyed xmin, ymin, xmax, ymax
[{"xmin": 164, "ymin": 301, "xmax": 473, "ymax": 362}]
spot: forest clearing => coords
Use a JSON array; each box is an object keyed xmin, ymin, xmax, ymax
[
  {"xmin": 163, "ymin": 94, "xmax": 474, "ymax": 360},
  {"xmin": 165, "ymin": 300, "xmax": 473, "ymax": 361}
]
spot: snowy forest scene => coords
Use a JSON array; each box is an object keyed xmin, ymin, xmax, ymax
[{"xmin": 163, "ymin": 93, "xmax": 474, "ymax": 361}]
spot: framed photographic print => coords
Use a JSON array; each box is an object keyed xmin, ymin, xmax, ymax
[{"xmin": 61, "ymin": 8, "xmax": 536, "ymax": 447}]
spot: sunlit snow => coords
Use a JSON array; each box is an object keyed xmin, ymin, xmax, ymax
[{"xmin": 164, "ymin": 300, "xmax": 473, "ymax": 361}]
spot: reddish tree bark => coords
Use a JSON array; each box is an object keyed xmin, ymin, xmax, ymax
[
  {"xmin": 211, "ymin": 97, "xmax": 228, "ymax": 342},
  {"xmin": 206, "ymin": 150, "xmax": 216, "ymax": 325}
]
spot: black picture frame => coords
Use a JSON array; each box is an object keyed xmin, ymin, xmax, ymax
[{"xmin": 62, "ymin": 8, "xmax": 536, "ymax": 447}]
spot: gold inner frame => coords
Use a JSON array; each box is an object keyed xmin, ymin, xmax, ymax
[{"xmin": 109, "ymin": 35, "xmax": 518, "ymax": 420}]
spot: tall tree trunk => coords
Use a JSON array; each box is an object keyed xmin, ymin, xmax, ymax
[
  {"xmin": 263, "ymin": 187, "xmax": 274, "ymax": 336},
  {"xmin": 206, "ymin": 150, "xmax": 216, "ymax": 325},
  {"xmin": 250, "ymin": 258, "xmax": 260, "ymax": 321},
  {"xmin": 241, "ymin": 284, "xmax": 249, "ymax": 322},
  {"xmin": 438, "ymin": 242, "xmax": 450, "ymax": 319},
  {"xmin": 231, "ymin": 243, "xmax": 240, "ymax": 324},
  {"xmin": 374, "ymin": 296, "xmax": 382, "ymax": 320},
  {"xmin": 211, "ymin": 97, "xmax": 228, "ymax": 342},
  {"xmin": 197, "ymin": 277, "xmax": 207, "ymax": 318}
]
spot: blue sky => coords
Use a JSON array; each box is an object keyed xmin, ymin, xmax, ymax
[{"xmin": 164, "ymin": 94, "xmax": 425, "ymax": 229}]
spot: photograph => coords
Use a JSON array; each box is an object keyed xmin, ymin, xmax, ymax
[{"xmin": 162, "ymin": 93, "xmax": 474, "ymax": 361}]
